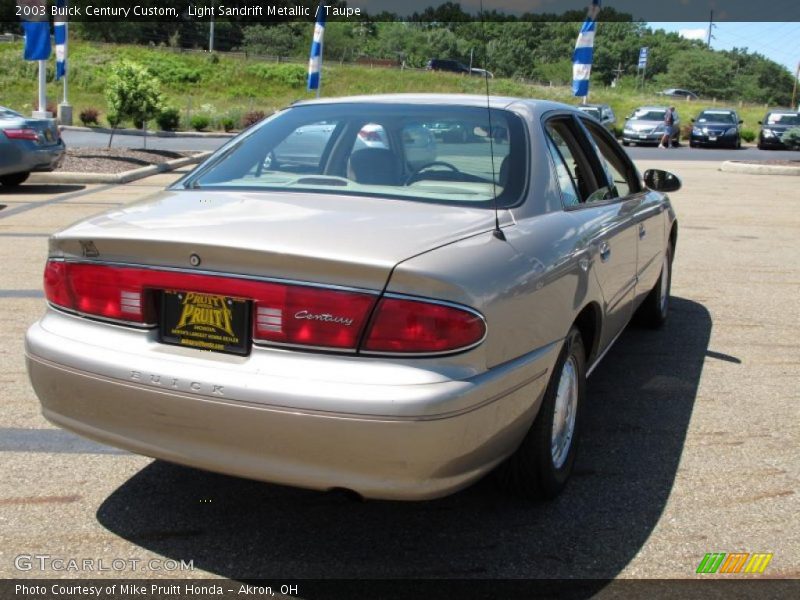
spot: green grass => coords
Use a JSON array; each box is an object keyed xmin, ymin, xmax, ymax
[{"xmin": 0, "ymin": 40, "xmax": 776, "ymax": 131}]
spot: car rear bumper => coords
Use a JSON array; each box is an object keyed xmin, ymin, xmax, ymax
[
  {"xmin": 26, "ymin": 308, "xmax": 557, "ymax": 500},
  {"xmin": 622, "ymin": 132, "xmax": 668, "ymax": 144},
  {"xmin": 0, "ymin": 141, "xmax": 65, "ymax": 176}
]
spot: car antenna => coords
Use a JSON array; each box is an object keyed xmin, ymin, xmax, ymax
[{"xmin": 479, "ymin": 0, "xmax": 505, "ymax": 241}]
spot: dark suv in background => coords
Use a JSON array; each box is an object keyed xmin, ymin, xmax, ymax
[{"xmin": 426, "ymin": 59, "xmax": 470, "ymax": 74}]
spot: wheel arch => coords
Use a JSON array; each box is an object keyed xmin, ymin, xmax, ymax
[{"xmin": 573, "ymin": 301, "xmax": 602, "ymax": 366}]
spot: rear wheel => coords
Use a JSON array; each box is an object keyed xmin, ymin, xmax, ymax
[
  {"xmin": 496, "ymin": 327, "xmax": 586, "ymax": 500},
  {"xmin": 622, "ymin": 140, "xmax": 630, "ymax": 147},
  {"xmin": 0, "ymin": 172, "xmax": 30, "ymax": 187},
  {"xmin": 637, "ymin": 244, "xmax": 673, "ymax": 328}
]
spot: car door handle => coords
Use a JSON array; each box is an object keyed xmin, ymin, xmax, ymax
[
  {"xmin": 599, "ymin": 241, "xmax": 611, "ymax": 262},
  {"xmin": 639, "ymin": 223, "xmax": 646, "ymax": 239}
]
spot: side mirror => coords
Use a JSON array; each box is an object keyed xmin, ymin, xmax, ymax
[
  {"xmin": 690, "ymin": 118, "xmax": 695, "ymax": 123},
  {"xmin": 644, "ymin": 169, "xmax": 681, "ymax": 193},
  {"xmin": 738, "ymin": 119, "xmax": 744, "ymax": 124},
  {"xmin": 758, "ymin": 121, "xmax": 762, "ymax": 125}
]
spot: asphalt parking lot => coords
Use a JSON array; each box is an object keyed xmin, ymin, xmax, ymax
[{"xmin": 0, "ymin": 161, "xmax": 798, "ymax": 584}]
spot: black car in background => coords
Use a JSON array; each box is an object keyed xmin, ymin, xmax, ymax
[
  {"xmin": 576, "ymin": 103, "xmax": 616, "ymax": 132},
  {"xmin": 689, "ymin": 109, "xmax": 743, "ymax": 149},
  {"xmin": 757, "ymin": 111, "xmax": 800, "ymax": 150},
  {"xmin": 426, "ymin": 59, "xmax": 471, "ymax": 74}
]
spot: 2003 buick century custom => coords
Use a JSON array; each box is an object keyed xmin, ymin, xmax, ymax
[{"xmin": 26, "ymin": 95, "xmax": 680, "ymax": 500}]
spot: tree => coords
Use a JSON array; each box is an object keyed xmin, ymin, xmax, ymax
[
  {"xmin": 659, "ymin": 49, "xmax": 736, "ymax": 99},
  {"xmin": 105, "ymin": 61, "xmax": 163, "ymax": 148}
]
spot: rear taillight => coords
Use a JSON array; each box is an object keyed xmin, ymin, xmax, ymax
[
  {"xmin": 363, "ymin": 296, "xmax": 486, "ymax": 355},
  {"xmin": 43, "ymin": 261, "xmax": 486, "ymax": 355},
  {"xmin": 43, "ymin": 261, "xmax": 375, "ymax": 349},
  {"xmin": 44, "ymin": 261, "xmax": 155, "ymax": 324},
  {"xmin": 4, "ymin": 128, "xmax": 39, "ymax": 141}
]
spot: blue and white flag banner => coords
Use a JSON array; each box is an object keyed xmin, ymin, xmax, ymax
[
  {"xmin": 638, "ymin": 47, "xmax": 649, "ymax": 70},
  {"xmin": 55, "ymin": 0, "xmax": 68, "ymax": 80},
  {"xmin": 22, "ymin": 0, "xmax": 51, "ymax": 61},
  {"xmin": 572, "ymin": 0, "xmax": 601, "ymax": 98},
  {"xmin": 307, "ymin": 2, "xmax": 327, "ymax": 92}
]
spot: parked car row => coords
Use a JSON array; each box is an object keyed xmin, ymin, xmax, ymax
[
  {"xmin": 426, "ymin": 59, "xmax": 493, "ymax": 78},
  {"xmin": 0, "ymin": 105, "xmax": 65, "ymax": 187},
  {"xmin": 576, "ymin": 102, "xmax": 800, "ymax": 151}
]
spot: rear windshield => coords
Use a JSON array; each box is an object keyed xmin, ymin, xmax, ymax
[
  {"xmin": 696, "ymin": 111, "xmax": 735, "ymax": 124},
  {"xmin": 182, "ymin": 103, "xmax": 527, "ymax": 208},
  {"xmin": 765, "ymin": 113, "xmax": 800, "ymax": 126},
  {"xmin": 630, "ymin": 109, "xmax": 666, "ymax": 121}
]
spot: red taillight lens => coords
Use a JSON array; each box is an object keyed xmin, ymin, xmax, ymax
[
  {"xmin": 43, "ymin": 261, "xmax": 375, "ymax": 349},
  {"xmin": 363, "ymin": 297, "xmax": 485, "ymax": 355},
  {"xmin": 4, "ymin": 128, "xmax": 39, "ymax": 141},
  {"xmin": 44, "ymin": 261, "xmax": 153, "ymax": 323},
  {"xmin": 43, "ymin": 261, "xmax": 486, "ymax": 355}
]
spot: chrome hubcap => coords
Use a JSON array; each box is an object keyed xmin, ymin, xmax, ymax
[
  {"xmin": 551, "ymin": 356, "xmax": 578, "ymax": 469},
  {"xmin": 659, "ymin": 255, "xmax": 669, "ymax": 313}
]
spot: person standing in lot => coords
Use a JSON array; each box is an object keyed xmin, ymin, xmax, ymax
[{"xmin": 659, "ymin": 106, "xmax": 676, "ymax": 149}]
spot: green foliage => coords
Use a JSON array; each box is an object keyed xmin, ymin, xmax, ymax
[
  {"xmin": 244, "ymin": 24, "xmax": 303, "ymax": 57},
  {"xmin": 156, "ymin": 107, "xmax": 181, "ymax": 132},
  {"xmin": 782, "ymin": 128, "xmax": 800, "ymax": 150},
  {"xmin": 79, "ymin": 107, "xmax": 100, "ymax": 126},
  {"xmin": 740, "ymin": 129, "xmax": 756, "ymax": 143},
  {"xmin": 105, "ymin": 60, "xmax": 163, "ymax": 129},
  {"xmin": 190, "ymin": 115, "xmax": 210, "ymax": 131},
  {"xmin": 658, "ymin": 49, "xmax": 735, "ymax": 99},
  {"xmin": 220, "ymin": 116, "xmax": 237, "ymax": 132},
  {"xmin": 246, "ymin": 63, "xmax": 307, "ymax": 87}
]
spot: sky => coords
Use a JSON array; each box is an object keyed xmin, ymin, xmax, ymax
[{"xmin": 653, "ymin": 22, "xmax": 800, "ymax": 75}]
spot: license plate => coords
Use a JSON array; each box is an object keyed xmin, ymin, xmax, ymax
[
  {"xmin": 160, "ymin": 290, "xmax": 250, "ymax": 356},
  {"xmin": 639, "ymin": 134, "xmax": 648, "ymax": 139},
  {"xmin": 709, "ymin": 136, "xmax": 717, "ymax": 141}
]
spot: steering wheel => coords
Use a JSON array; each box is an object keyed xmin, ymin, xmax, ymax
[{"xmin": 405, "ymin": 161, "xmax": 461, "ymax": 185}]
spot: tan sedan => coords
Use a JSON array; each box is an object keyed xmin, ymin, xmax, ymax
[{"xmin": 26, "ymin": 94, "xmax": 680, "ymax": 500}]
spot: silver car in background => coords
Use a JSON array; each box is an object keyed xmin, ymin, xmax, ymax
[
  {"xmin": 622, "ymin": 106, "xmax": 681, "ymax": 147},
  {"xmin": 0, "ymin": 105, "xmax": 65, "ymax": 187},
  {"xmin": 26, "ymin": 94, "xmax": 680, "ymax": 501}
]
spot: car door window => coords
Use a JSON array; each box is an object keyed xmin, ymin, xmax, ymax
[
  {"xmin": 579, "ymin": 118, "xmax": 640, "ymax": 199},
  {"xmin": 545, "ymin": 118, "xmax": 607, "ymax": 206},
  {"xmin": 545, "ymin": 135, "xmax": 581, "ymax": 207}
]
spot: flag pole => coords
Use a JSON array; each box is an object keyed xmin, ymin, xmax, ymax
[
  {"xmin": 36, "ymin": 59, "xmax": 49, "ymax": 117},
  {"xmin": 316, "ymin": 40, "xmax": 324, "ymax": 99}
]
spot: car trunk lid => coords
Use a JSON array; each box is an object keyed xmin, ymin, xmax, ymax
[{"xmin": 50, "ymin": 189, "xmax": 502, "ymax": 290}]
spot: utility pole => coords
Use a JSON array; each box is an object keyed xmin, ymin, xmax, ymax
[
  {"xmin": 612, "ymin": 62, "xmax": 624, "ymax": 87},
  {"xmin": 706, "ymin": 11, "xmax": 716, "ymax": 48},
  {"xmin": 209, "ymin": 14, "xmax": 215, "ymax": 52}
]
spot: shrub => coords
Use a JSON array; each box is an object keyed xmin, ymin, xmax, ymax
[
  {"xmin": 106, "ymin": 113, "xmax": 121, "ymax": 128},
  {"xmin": 31, "ymin": 98, "xmax": 57, "ymax": 115},
  {"xmin": 246, "ymin": 63, "xmax": 306, "ymax": 87},
  {"xmin": 740, "ymin": 129, "xmax": 756, "ymax": 143},
  {"xmin": 242, "ymin": 110, "xmax": 266, "ymax": 129},
  {"xmin": 190, "ymin": 115, "xmax": 211, "ymax": 131},
  {"xmin": 105, "ymin": 60, "xmax": 163, "ymax": 132},
  {"xmin": 156, "ymin": 107, "xmax": 181, "ymax": 131},
  {"xmin": 782, "ymin": 127, "xmax": 800, "ymax": 150},
  {"xmin": 79, "ymin": 107, "xmax": 100, "ymax": 126},
  {"xmin": 220, "ymin": 116, "xmax": 237, "ymax": 132}
]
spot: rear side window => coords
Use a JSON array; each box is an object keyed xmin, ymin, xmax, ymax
[{"xmin": 580, "ymin": 119, "xmax": 640, "ymax": 198}]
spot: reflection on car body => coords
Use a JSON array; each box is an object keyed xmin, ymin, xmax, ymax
[{"xmin": 26, "ymin": 94, "xmax": 680, "ymax": 501}]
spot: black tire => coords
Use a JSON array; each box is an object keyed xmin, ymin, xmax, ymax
[
  {"xmin": 622, "ymin": 140, "xmax": 629, "ymax": 147},
  {"xmin": 0, "ymin": 172, "xmax": 30, "ymax": 187},
  {"xmin": 496, "ymin": 327, "xmax": 586, "ymax": 500},
  {"xmin": 637, "ymin": 243, "xmax": 673, "ymax": 328}
]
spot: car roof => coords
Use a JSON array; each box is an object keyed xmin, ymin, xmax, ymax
[
  {"xmin": 634, "ymin": 106, "xmax": 670, "ymax": 111},
  {"xmin": 577, "ymin": 103, "xmax": 607, "ymax": 108},
  {"xmin": 292, "ymin": 93, "xmax": 571, "ymax": 115}
]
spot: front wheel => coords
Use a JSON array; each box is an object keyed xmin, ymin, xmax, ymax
[
  {"xmin": 0, "ymin": 172, "xmax": 30, "ymax": 187},
  {"xmin": 496, "ymin": 327, "xmax": 586, "ymax": 500}
]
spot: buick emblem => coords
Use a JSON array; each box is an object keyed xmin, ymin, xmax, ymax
[{"xmin": 189, "ymin": 253, "xmax": 201, "ymax": 267}]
